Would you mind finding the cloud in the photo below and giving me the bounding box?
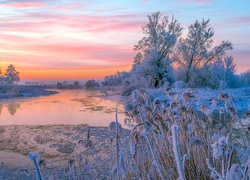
[0,12,145,34]
[0,1,46,8]
[224,16,250,25]
[0,42,133,67]
[0,6,144,80]
[177,0,212,4]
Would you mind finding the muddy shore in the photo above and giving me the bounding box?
[0,125,130,170]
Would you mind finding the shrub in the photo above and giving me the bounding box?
[84,80,100,90]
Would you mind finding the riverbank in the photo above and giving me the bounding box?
[0,85,57,99]
[0,125,130,178]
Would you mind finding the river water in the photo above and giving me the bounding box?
[0,89,126,127]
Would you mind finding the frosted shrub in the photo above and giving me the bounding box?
[207,135,250,179]
[240,70,250,86]
[211,136,228,160]
[124,88,249,179]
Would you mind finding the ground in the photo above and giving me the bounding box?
[0,125,130,179]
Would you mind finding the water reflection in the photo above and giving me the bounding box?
[0,90,126,127]
[0,104,2,115]
[7,103,20,116]
[0,103,21,116]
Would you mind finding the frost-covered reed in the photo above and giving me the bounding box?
[28,152,43,180]
[124,88,250,179]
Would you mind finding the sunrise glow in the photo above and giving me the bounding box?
[0,0,249,81]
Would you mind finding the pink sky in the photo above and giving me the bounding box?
[0,0,249,81]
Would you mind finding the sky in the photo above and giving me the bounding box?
[0,0,249,81]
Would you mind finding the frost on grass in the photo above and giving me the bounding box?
[28,152,43,180]
[124,88,249,179]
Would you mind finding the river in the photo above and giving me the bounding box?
[0,89,126,127]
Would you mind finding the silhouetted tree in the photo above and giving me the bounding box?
[5,64,20,85]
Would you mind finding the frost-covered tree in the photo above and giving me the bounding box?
[191,61,225,88]
[124,14,238,90]
[5,64,20,85]
[181,56,238,88]
[131,12,183,88]
[177,19,233,85]
[223,56,239,88]
[102,71,130,86]
[224,56,236,76]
